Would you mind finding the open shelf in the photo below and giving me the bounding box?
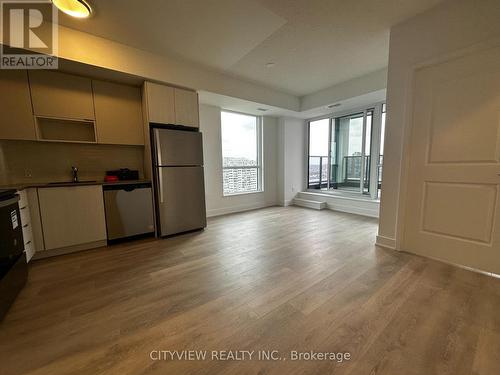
[35,117,96,143]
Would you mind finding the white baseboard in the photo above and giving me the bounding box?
[279,199,293,207]
[375,235,397,250]
[401,250,500,279]
[207,202,277,217]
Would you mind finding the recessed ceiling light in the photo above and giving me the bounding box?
[52,0,92,18]
[327,103,342,109]
[266,62,276,68]
[257,108,269,112]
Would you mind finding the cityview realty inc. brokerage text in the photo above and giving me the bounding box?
[150,350,351,362]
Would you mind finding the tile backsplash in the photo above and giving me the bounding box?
[0,140,144,185]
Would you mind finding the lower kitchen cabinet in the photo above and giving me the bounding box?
[17,189,34,261]
[37,186,107,251]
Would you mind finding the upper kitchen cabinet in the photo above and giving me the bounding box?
[174,88,199,128]
[143,81,175,125]
[93,80,144,145]
[143,82,199,128]
[0,70,36,140]
[29,70,95,120]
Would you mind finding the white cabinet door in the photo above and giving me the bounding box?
[174,88,199,128]
[93,80,144,145]
[17,190,34,262]
[143,82,199,128]
[143,82,175,125]
[0,70,36,140]
[404,46,500,274]
[29,70,95,120]
[38,186,107,250]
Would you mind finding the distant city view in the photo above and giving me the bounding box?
[308,157,328,185]
[223,157,258,195]
[220,111,260,195]
[308,154,365,186]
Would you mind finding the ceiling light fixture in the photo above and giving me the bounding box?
[52,0,92,18]
[257,108,269,112]
[327,103,342,109]
[265,62,275,68]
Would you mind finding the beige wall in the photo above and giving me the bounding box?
[0,141,144,185]
[199,104,279,216]
[378,0,500,249]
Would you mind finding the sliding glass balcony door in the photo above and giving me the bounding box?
[330,110,373,194]
[308,119,329,189]
[307,105,382,198]
[331,113,363,192]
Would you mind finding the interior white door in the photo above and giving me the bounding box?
[403,45,500,274]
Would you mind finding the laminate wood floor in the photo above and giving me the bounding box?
[1,206,499,375]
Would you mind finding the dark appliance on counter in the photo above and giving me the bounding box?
[151,126,207,237]
[105,168,140,181]
[103,182,155,243]
[0,189,27,321]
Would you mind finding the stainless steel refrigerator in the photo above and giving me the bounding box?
[152,127,207,237]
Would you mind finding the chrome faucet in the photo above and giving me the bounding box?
[71,166,79,183]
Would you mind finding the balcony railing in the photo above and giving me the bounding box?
[308,155,384,190]
[308,156,328,188]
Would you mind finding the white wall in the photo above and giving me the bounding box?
[2,20,299,111]
[300,68,388,111]
[378,0,500,249]
[3,16,394,119]
[199,104,279,217]
[277,117,307,206]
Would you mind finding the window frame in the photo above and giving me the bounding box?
[306,118,330,190]
[306,102,385,200]
[220,110,263,197]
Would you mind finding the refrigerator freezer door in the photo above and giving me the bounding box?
[157,166,207,236]
[153,128,203,166]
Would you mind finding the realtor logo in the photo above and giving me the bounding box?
[1,0,58,69]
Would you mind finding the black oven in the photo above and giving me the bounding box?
[0,189,28,321]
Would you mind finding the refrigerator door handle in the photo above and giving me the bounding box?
[158,168,165,203]
[155,129,163,166]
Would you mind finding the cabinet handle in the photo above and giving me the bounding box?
[25,240,31,245]
[23,223,29,228]
[20,206,27,210]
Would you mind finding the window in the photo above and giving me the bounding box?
[378,103,386,197]
[221,111,262,196]
[307,103,385,199]
[308,119,329,188]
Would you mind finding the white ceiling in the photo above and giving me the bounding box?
[56,0,443,96]
[199,89,387,119]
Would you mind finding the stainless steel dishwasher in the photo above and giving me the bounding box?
[103,182,155,242]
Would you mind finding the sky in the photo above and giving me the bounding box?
[221,111,257,162]
[309,116,371,157]
[309,119,329,156]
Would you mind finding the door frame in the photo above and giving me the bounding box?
[396,36,500,254]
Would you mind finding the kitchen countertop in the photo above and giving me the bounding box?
[0,179,152,191]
